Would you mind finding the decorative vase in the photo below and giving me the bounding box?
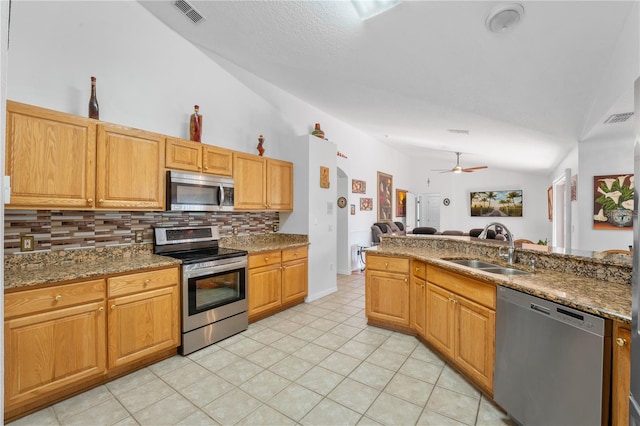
[189,105,202,142]
[606,207,633,227]
[311,123,325,139]
[257,134,265,156]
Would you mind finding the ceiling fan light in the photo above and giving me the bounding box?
[486,3,524,33]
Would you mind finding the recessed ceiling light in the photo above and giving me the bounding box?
[486,3,524,33]
[352,0,401,21]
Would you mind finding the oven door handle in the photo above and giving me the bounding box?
[183,263,247,280]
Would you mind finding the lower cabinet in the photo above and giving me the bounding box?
[248,247,308,321]
[612,321,631,426]
[410,260,427,337]
[4,266,180,422]
[365,254,410,329]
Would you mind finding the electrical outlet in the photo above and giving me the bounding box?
[272,224,279,232]
[232,226,239,236]
[20,235,34,252]
[134,230,144,243]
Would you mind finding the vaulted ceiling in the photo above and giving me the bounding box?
[139,1,639,173]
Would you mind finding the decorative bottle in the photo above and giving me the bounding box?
[257,134,265,156]
[190,105,202,142]
[311,123,325,139]
[88,76,99,119]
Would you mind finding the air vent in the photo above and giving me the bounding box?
[604,112,634,124]
[448,129,470,135]
[174,0,205,24]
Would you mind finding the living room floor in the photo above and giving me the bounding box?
[9,273,514,426]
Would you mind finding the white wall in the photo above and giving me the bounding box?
[1,0,9,414]
[548,144,579,248]
[409,156,549,242]
[578,134,635,251]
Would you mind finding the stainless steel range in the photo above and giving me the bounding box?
[154,225,248,355]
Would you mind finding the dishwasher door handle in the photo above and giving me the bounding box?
[530,303,550,315]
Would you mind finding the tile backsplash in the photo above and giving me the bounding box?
[5,210,279,254]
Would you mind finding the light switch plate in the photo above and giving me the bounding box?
[134,230,144,243]
[20,236,34,252]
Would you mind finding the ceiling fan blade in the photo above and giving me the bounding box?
[438,170,453,173]
[462,166,488,172]
[432,168,451,172]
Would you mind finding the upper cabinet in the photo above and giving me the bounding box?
[165,137,233,176]
[96,124,165,210]
[234,152,293,211]
[5,100,97,209]
[5,101,165,211]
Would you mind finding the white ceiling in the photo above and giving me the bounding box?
[139,0,639,174]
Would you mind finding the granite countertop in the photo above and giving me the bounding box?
[220,233,309,254]
[370,245,631,324]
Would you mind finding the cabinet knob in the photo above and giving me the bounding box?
[415,267,420,272]
[404,278,408,283]
[54,294,63,301]
[98,199,104,204]
[204,166,209,170]
[265,257,269,262]
[616,337,628,347]
[99,306,104,312]
[144,279,151,286]
[111,304,116,310]
[385,262,389,268]
[87,198,93,204]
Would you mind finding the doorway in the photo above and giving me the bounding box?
[553,175,567,248]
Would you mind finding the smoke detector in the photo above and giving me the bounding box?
[486,4,524,33]
[604,112,634,124]
[174,0,205,24]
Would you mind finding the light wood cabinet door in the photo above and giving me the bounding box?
[411,276,427,337]
[96,123,165,210]
[425,283,455,359]
[248,264,282,318]
[203,145,233,176]
[266,159,293,211]
[234,152,266,210]
[5,100,96,209]
[282,258,308,304]
[4,296,106,411]
[365,269,410,327]
[165,137,202,173]
[455,295,495,392]
[612,321,631,426]
[107,284,179,369]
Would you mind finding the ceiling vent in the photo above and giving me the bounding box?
[604,112,634,124]
[174,0,205,24]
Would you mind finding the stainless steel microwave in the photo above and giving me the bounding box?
[166,170,234,212]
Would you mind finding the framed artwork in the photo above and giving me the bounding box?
[571,175,577,201]
[547,186,553,221]
[470,190,523,217]
[593,174,634,230]
[320,166,330,188]
[377,172,393,222]
[352,179,366,194]
[350,204,356,215]
[360,198,373,211]
[396,189,407,217]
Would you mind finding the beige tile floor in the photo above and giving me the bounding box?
[9,273,515,426]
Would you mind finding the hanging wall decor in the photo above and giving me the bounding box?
[360,198,373,211]
[320,166,330,188]
[377,171,393,222]
[396,189,407,217]
[352,179,366,194]
[470,190,523,217]
[593,174,634,229]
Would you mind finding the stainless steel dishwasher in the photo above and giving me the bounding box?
[494,286,611,426]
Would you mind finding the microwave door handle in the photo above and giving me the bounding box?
[219,184,224,206]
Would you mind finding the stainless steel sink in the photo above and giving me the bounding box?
[446,259,529,275]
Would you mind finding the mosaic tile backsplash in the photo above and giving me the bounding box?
[5,210,279,254]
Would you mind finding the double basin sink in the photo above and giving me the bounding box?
[446,259,529,276]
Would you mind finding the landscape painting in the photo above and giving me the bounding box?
[470,190,523,217]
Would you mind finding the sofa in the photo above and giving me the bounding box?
[371,221,406,244]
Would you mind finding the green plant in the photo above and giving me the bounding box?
[537,239,547,246]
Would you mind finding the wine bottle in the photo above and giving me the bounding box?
[88,76,99,119]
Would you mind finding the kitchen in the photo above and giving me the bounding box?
[1,1,639,425]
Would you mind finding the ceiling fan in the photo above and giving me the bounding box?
[433,152,488,174]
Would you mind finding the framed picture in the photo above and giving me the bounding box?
[470,190,523,217]
[320,166,330,188]
[377,172,393,222]
[350,204,356,215]
[593,174,634,230]
[352,179,366,194]
[571,175,577,201]
[396,189,407,217]
[360,198,373,211]
[547,186,553,221]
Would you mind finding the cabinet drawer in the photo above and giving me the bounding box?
[367,254,409,274]
[282,246,308,262]
[249,251,282,269]
[413,260,427,280]
[108,267,179,297]
[5,279,105,319]
[428,265,496,309]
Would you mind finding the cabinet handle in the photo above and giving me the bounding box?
[98,199,104,204]
[54,294,63,301]
[144,279,151,286]
[616,337,628,347]
[98,306,104,312]
[111,304,116,310]
[87,198,93,204]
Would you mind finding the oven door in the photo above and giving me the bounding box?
[182,260,247,333]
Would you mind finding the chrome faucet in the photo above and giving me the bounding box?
[478,222,515,265]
